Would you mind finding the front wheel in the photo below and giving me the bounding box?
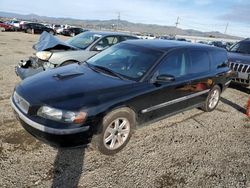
[93,108,135,155]
[202,85,221,112]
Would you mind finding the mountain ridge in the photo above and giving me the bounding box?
[0,11,242,40]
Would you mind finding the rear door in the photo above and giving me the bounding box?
[186,48,213,106]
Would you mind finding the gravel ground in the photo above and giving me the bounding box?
[0,32,249,188]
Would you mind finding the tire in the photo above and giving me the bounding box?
[70,32,75,37]
[93,107,136,155]
[60,60,77,67]
[49,30,55,35]
[26,29,32,34]
[201,85,221,112]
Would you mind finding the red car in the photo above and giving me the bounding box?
[0,21,14,31]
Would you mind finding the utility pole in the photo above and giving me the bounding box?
[117,12,120,31]
[174,16,180,37]
[175,16,180,28]
[224,23,229,34]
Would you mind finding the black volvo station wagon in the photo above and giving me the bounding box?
[11,40,232,155]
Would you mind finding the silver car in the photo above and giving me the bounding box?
[16,31,138,79]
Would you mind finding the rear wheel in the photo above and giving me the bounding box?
[26,29,32,34]
[93,107,135,155]
[49,30,55,35]
[70,32,75,37]
[202,85,221,112]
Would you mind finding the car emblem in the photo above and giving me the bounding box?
[16,97,22,104]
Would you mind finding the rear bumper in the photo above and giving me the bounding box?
[11,98,93,147]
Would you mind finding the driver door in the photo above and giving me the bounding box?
[140,49,194,121]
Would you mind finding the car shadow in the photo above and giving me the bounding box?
[51,146,86,188]
[220,97,246,114]
[229,84,250,95]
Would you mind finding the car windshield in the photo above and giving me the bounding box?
[86,43,163,81]
[229,42,250,54]
[66,32,102,49]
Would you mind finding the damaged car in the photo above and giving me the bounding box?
[16,31,138,79]
[11,40,232,155]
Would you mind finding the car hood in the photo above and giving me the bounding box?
[15,64,135,111]
[49,50,98,65]
[228,52,250,65]
[33,31,78,51]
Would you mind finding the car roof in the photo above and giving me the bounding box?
[123,39,225,52]
[86,31,138,37]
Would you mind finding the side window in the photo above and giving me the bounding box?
[156,51,189,78]
[189,50,210,74]
[93,36,119,51]
[211,51,228,69]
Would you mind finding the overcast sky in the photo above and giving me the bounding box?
[1,0,250,37]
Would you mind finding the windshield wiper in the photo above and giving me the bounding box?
[92,65,125,80]
[81,61,125,80]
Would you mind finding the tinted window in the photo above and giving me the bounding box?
[156,51,190,78]
[229,41,250,54]
[120,36,138,41]
[211,50,228,69]
[189,50,210,73]
[87,43,163,81]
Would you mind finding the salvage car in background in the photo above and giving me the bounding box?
[228,38,250,87]
[62,27,88,36]
[0,21,16,31]
[23,23,55,35]
[15,31,138,79]
[11,40,232,155]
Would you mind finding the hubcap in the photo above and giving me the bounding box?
[103,118,130,150]
[208,89,219,109]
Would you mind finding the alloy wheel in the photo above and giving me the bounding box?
[103,117,130,150]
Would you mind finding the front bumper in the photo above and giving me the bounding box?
[15,57,44,80]
[229,62,250,86]
[11,98,93,147]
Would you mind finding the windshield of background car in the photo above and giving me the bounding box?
[229,42,250,54]
[66,32,102,49]
[86,43,163,81]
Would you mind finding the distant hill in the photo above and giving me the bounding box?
[0,11,242,40]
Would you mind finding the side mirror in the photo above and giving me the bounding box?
[155,74,175,83]
[94,45,105,51]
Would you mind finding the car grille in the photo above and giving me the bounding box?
[229,62,250,73]
[13,92,30,114]
[229,62,250,85]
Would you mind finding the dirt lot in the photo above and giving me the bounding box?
[0,32,249,188]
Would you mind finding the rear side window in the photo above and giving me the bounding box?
[189,49,210,73]
[211,50,228,69]
[120,36,138,41]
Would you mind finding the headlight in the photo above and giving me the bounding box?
[36,51,52,61]
[37,106,87,124]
